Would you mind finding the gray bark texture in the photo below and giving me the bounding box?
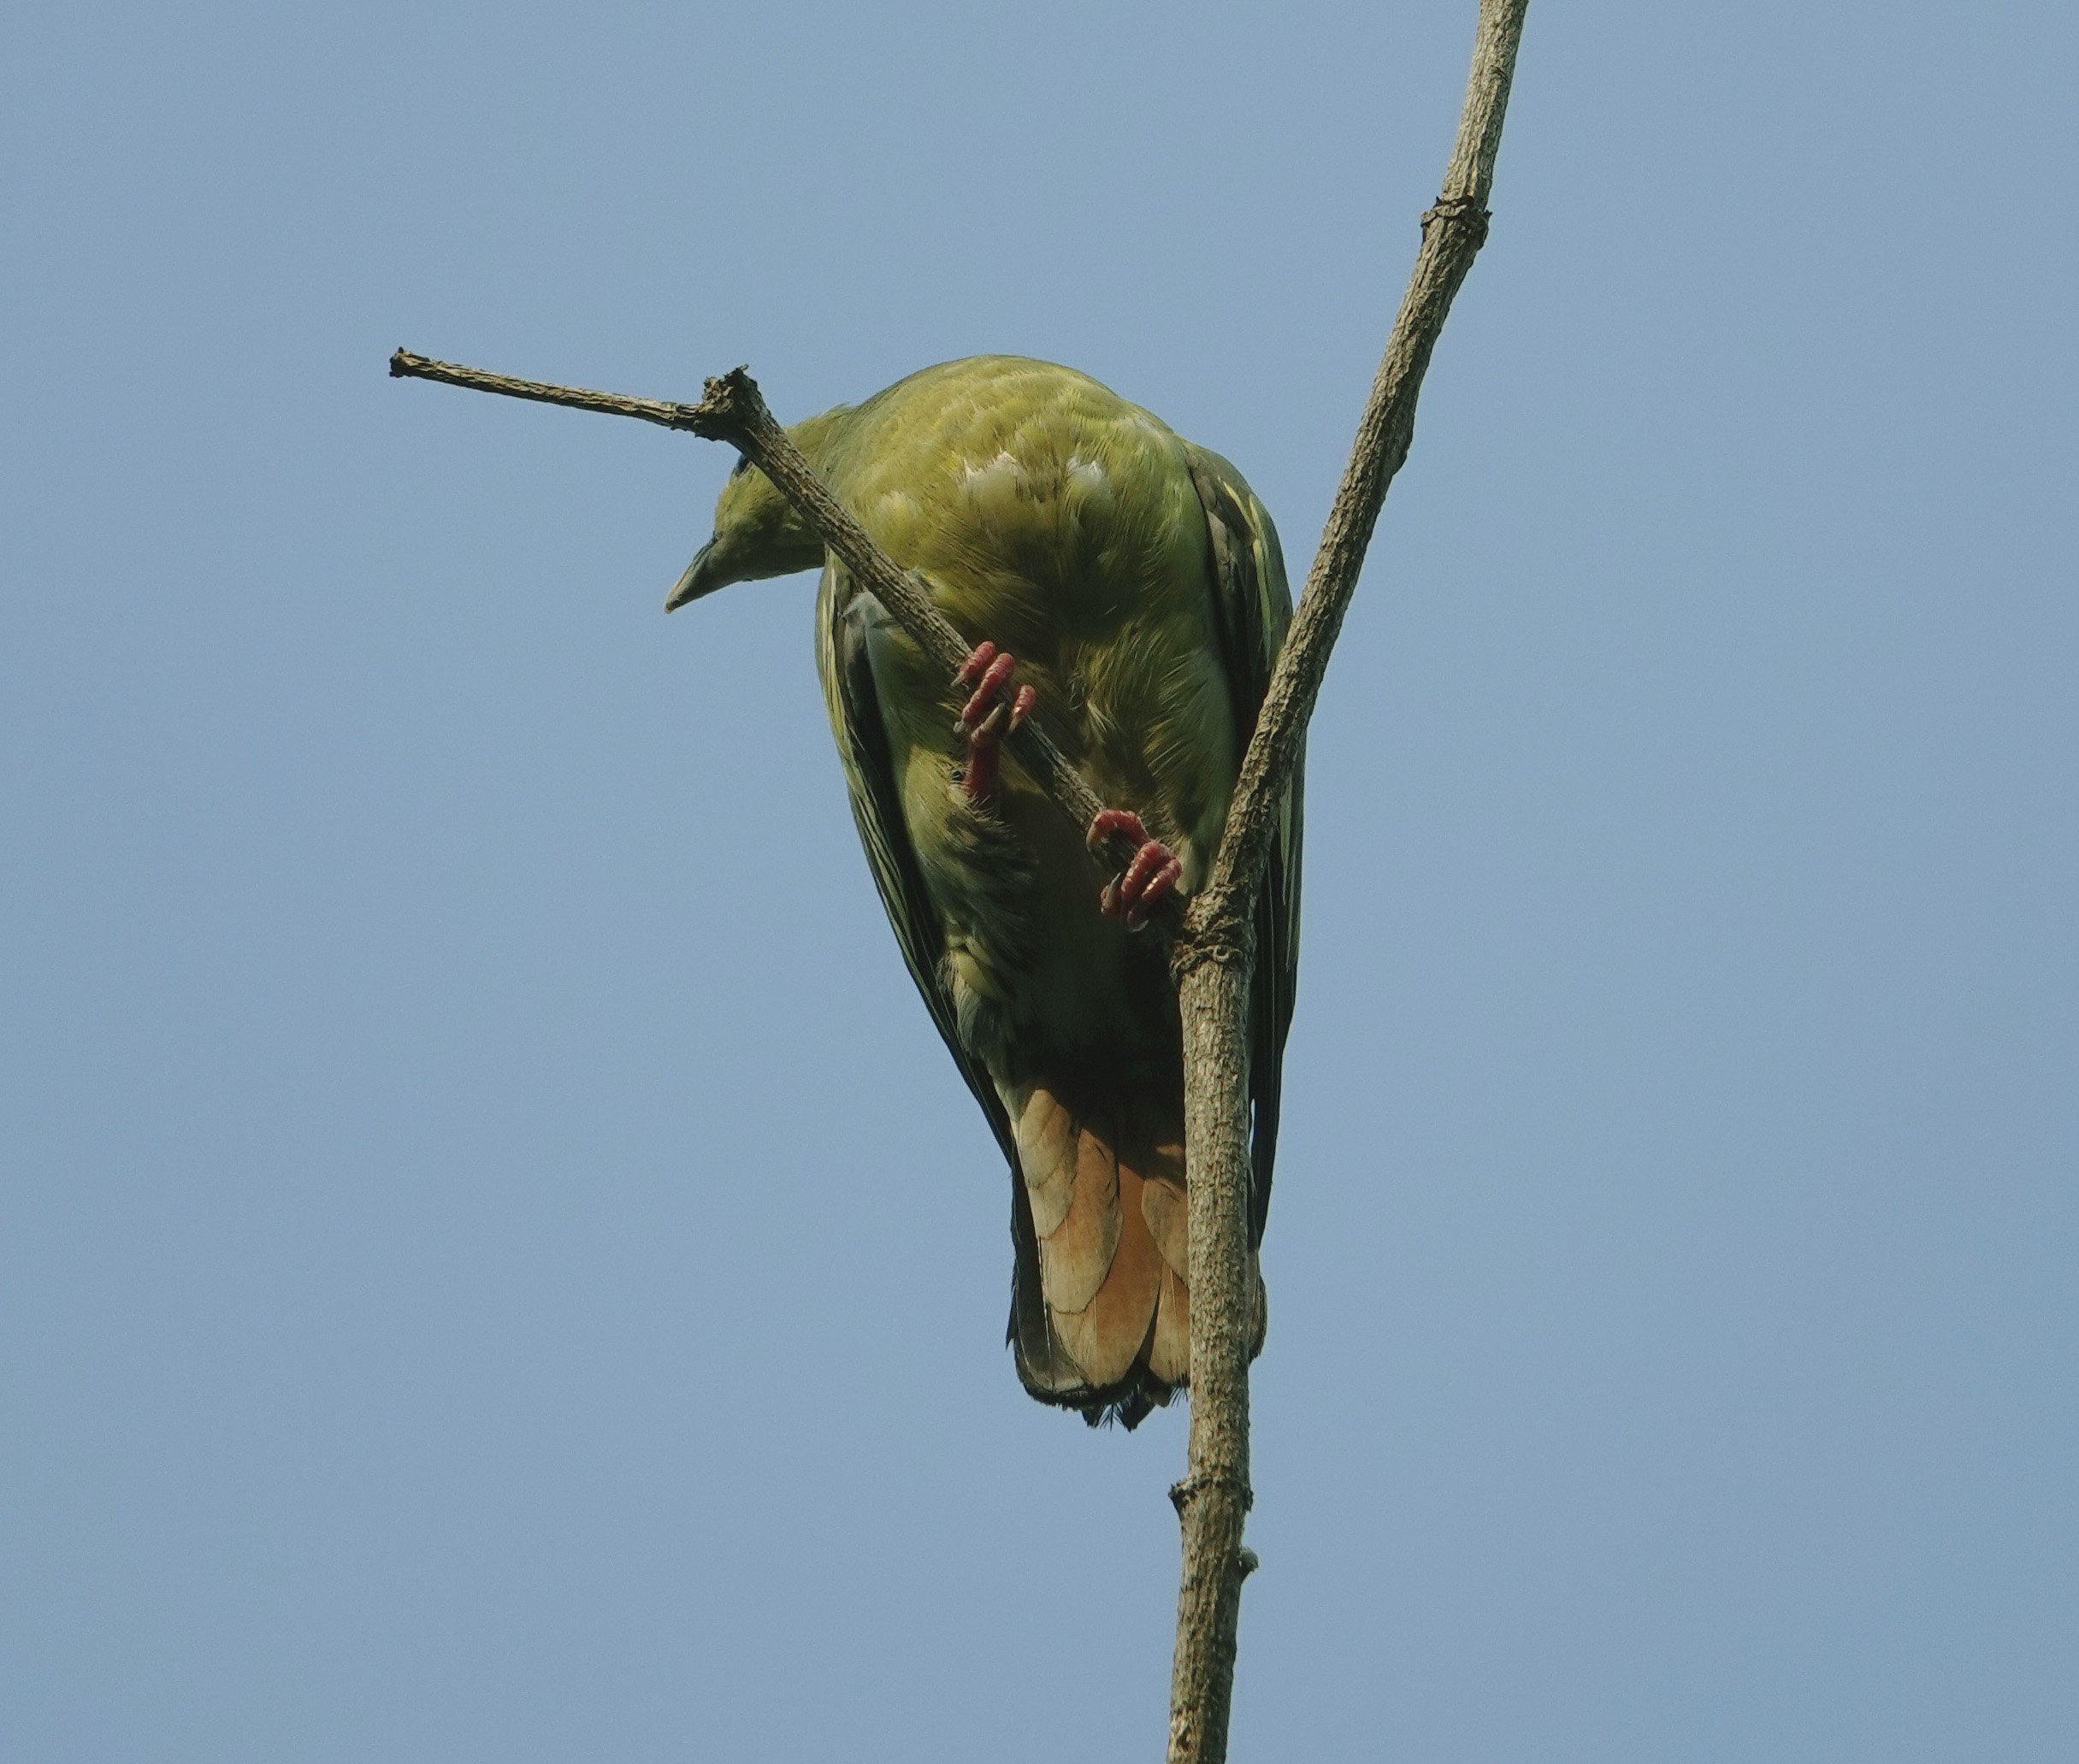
[1164,948,1257,1764]
[388,7,1527,1753]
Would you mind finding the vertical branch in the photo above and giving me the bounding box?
[1162,4,1530,1761]
[1166,943,1258,1764]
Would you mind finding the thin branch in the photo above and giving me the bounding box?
[1162,6,1529,1762]
[388,351,715,430]
[1196,0,1529,946]
[389,349,1168,914]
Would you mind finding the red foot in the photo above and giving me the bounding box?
[1087,808,1183,928]
[952,641,1036,805]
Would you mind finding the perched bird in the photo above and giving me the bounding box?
[670,357,1301,1425]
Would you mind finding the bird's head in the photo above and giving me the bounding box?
[664,406,850,611]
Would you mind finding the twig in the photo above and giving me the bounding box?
[389,350,1166,911]
[1162,5,1528,1761]
[387,352,717,431]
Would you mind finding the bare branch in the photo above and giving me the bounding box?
[389,349,716,432]
[389,351,1167,912]
[1162,6,1530,1761]
[1197,0,1529,946]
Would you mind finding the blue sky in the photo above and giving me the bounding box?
[4,3,2075,1759]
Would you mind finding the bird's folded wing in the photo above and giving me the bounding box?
[1186,445,1305,1244]
[814,560,1019,1171]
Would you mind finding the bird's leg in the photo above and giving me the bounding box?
[952,641,1037,807]
[1087,808,1184,929]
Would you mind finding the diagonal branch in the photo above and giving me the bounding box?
[390,349,1168,917]
[1196,0,1528,949]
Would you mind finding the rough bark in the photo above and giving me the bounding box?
[1165,946,1257,1764]
[388,9,1527,1755]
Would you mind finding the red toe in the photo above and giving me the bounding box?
[1087,806,1149,852]
[1090,811,1180,924]
[954,643,1033,805]
[959,651,1020,735]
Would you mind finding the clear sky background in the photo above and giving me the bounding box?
[4,3,2074,1760]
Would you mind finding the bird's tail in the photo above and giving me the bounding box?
[1003,1080,1265,1428]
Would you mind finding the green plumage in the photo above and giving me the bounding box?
[676,357,1302,1425]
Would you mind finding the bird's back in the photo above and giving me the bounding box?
[819,357,1241,876]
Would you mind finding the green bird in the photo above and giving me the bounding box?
[670,357,1301,1426]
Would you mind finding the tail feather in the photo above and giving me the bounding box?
[1034,1113,1124,1316]
[1048,1161,1165,1389]
[1138,1155,1190,1280]
[1146,1262,1192,1387]
[1016,1089,1079,1238]
[1003,1081,1249,1426]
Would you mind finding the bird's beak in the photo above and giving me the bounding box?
[664,541,720,613]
